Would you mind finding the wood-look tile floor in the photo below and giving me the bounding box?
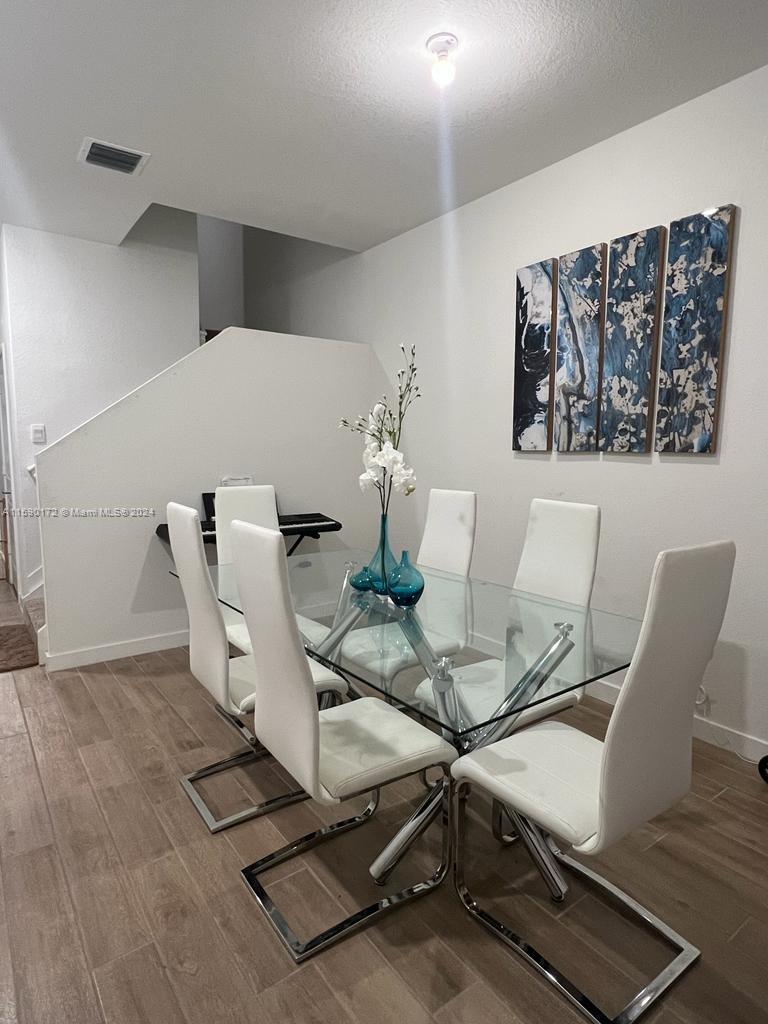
[2,649,767,1024]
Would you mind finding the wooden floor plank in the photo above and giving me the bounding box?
[3,844,103,1024]
[0,674,25,739]
[97,779,174,868]
[93,943,187,1024]
[47,787,150,968]
[136,653,236,754]
[314,930,435,1024]
[79,663,138,717]
[49,668,112,747]
[130,850,257,1024]
[24,699,92,800]
[0,863,17,1024]
[111,721,182,805]
[0,733,54,856]
[367,904,478,1014]
[4,647,768,1024]
[250,963,355,1024]
[12,666,52,707]
[692,751,768,801]
[434,981,522,1024]
[80,739,136,791]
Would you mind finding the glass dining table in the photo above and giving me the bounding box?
[179,548,642,881]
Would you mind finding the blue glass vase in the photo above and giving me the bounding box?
[368,514,397,595]
[350,564,374,591]
[388,550,425,607]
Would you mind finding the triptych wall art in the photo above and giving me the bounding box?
[512,205,735,455]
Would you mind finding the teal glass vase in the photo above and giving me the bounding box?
[350,564,374,591]
[388,550,425,607]
[368,514,397,595]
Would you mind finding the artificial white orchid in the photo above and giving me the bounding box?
[339,345,420,514]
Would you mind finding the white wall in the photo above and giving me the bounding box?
[243,226,353,334]
[0,204,199,594]
[35,328,408,669]
[251,65,768,758]
[197,215,245,330]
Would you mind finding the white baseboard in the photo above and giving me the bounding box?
[587,678,768,762]
[44,629,190,672]
[36,624,47,665]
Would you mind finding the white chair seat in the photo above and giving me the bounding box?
[318,697,457,800]
[452,720,602,849]
[228,654,347,715]
[414,658,580,729]
[230,614,331,655]
[297,617,459,681]
[341,622,459,681]
[226,622,253,654]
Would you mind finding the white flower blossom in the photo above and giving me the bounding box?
[362,442,384,485]
[359,469,381,493]
[340,345,420,510]
[392,462,416,495]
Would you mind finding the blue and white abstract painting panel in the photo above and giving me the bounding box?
[554,244,605,452]
[655,206,734,453]
[599,226,664,452]
[513,260,555,451]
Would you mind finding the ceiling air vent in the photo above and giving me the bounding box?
[77,137,150,175]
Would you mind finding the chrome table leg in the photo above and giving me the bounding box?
[491,799,519,846]
[369,781,445,884]
[507,810,568,902]
[368,624,576,882]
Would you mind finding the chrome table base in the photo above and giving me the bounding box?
[454,783,699,1024]
[257,581,696,1021]
[241,775,453,963]
[368,623,576,883]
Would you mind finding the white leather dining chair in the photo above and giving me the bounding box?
[417,488,477,576]
[414,499,600,751]
[231,519,458,962]
[213,484,280,654]
[167,502,347,832]
[214,484,279,564]
[307,488,477,684]
[451,540,736,1024]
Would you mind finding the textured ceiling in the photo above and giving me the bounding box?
[2,0,768,250]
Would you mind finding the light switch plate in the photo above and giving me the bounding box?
[30,424,46,444]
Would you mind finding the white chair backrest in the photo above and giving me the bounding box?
[215,485,279,564]
[593,541,735,853]
[232,521,322,800]
[417,489,477,577]
[514,498,600,606]
[167,502,229,708]
[417,569,472,647]
[507,593,593,685]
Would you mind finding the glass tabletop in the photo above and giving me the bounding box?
[177,549,641,740]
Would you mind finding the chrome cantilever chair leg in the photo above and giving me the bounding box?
[454,783,700,1024]
[181,701,315,834]
[241,771,454,963]
[491,799,520,846]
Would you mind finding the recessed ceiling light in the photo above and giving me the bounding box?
[426,32,459,88]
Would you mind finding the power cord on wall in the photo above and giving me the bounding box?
[695,684,760,766]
